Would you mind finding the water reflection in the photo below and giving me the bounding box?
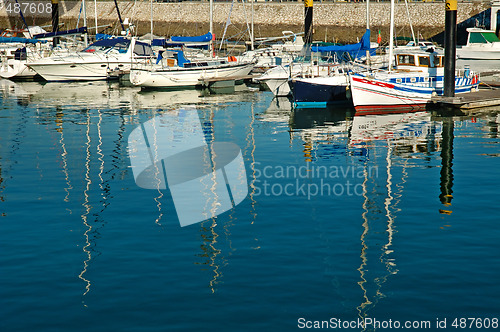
[1,78,497,324]
[277,105,459,327]
[290,107,354,162]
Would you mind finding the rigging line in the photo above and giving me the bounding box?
[219,0,236,52]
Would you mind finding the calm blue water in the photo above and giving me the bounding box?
[1,80,499,331]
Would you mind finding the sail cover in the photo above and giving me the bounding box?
[0,37,48,44]
[170,32,212,43]
[311,29,373,59]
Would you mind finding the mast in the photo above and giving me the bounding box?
[151,0,154,38]
[388,0,395,71]
[83,0,88,46]
[251,0,254,51]
[366,0,370,66]
[366,0,370,30]
[210,0,214,57]
[51,0,59,46]
[94,0,98,35]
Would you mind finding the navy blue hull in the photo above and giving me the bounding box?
[291,79,348,107]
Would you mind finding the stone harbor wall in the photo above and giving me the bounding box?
[0,1,490,44]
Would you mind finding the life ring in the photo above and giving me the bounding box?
[228,56,237,62]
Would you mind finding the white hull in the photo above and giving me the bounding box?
[129,62,254,88]
[456,47,500,60]
[455,28,500,73]
[349,71,479,112]
[258,63,331,97]
[0,59,38,79]
[264,78,290,97]
[28,60,131,81]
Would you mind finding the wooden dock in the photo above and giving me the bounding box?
[430,88,500,110]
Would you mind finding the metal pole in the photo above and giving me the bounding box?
[94,0,98,35]
[251,0,254,51]
[210,0,214,57]
[51,0,59,47]
[304,0,313,45]
[444,0,457,97]
[388,0,395,71]
[83,0,88,46]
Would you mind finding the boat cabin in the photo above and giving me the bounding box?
[395,50,444,69]
[466,27,500,45]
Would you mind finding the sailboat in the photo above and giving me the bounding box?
[128,0,254,89]
[129,47,255,89]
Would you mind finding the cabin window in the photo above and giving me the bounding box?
[418,56,430,67]
[397,54,415,66]
[433,56,440,67]
[134,43,153,57]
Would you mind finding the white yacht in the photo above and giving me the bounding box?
[456,27,500,73]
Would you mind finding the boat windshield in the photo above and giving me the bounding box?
[133,41,153,57]
[82,38,131,53]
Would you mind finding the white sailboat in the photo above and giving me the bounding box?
[129,0,254,89]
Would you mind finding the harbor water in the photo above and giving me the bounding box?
[1,80,499,331]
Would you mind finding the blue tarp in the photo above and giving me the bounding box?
[175,50,190,67]
[33,27,88,39]
[0,36,48,44]
[312,29,374,59]
[152,38,166,47]
[170,32,212,43]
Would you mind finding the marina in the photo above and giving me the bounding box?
[1,0,500,331]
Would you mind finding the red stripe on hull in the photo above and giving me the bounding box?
[354,103,427,115]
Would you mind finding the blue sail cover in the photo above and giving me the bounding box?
[312,29,375,59]
[170,32,212,42]
[0,37,48,44]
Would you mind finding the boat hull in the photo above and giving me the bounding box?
[290,76,349,108]
[0,59,38,79]
[28,61,130,81]
[129,62,254,89]
[349,72,479,112]
[262,78,290,97]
